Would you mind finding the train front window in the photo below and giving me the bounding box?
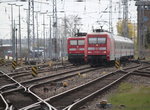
[89,38,97,44]
[70,40,77,45]
[98,38,106,44]
[78,40,85,45]
[89,37,106,44]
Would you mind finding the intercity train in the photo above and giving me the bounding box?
[85,32,134,66]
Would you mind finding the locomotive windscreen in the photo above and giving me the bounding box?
[78,40,85,45]
[70,40,77,45]
[70,40,85,45]
[88,37,106,44]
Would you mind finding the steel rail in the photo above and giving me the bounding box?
[46,70,122,109]
[0,71,53,110]
[19,101,56,110]
[11,64,74,79]
[20,68,104,109]
[0,94,9,110]
[5,64,72,77]
[12,61,70,72]
[29,67,102,88]
[0,83,19,93]
[16,66,91,86]
[21,67,104,109]
[67,67,142,110]
[44,64,141,110]
[0,71,26,91]
[1,66,92,109]
[24,86,57,110]
[134,70,150,74]
[132,70,150,77]
[0,66,90,92]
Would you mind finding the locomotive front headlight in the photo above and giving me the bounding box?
[103,51,106,53]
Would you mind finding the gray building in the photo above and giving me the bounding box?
[136,1,150,58]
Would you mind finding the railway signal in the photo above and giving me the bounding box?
[31,66,38,77]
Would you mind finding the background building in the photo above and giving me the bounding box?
[136,1,150,58]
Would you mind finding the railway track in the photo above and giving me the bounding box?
[0,64,91,110]
[13,61,70,72]
[0,89,56,110]
[3,62,137,108]
[0,65,91,92]
[41,63,141,110]
[5,63,73,77]
[11,64,74,82]
[2,89,38,109]
[132,70,150,77]
[0,94,8,110]
[0,71,57,110]
[0,61,148,110]
[71,61,150,110]
[29,66,104,99]
[0,72,18,90]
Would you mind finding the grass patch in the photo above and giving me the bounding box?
[109,83,150,110]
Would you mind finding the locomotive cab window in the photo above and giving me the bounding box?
[88,37,106,44]
[89,38,97,44]
[70,40,77,45]
[98,38,106,44]
[78,40,85,45]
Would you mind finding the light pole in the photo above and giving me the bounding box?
[61,13,67,65]
[47,15,52,59]
[32,0,35,60]
[109,0,113,33]
[8,3,16,60]
[16,4,23,59]
[41,12,47,62]
[15,27,18,62]
[34,11,40,61]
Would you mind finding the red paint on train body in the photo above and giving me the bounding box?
[67,37,86,64]
[85,32,134,66]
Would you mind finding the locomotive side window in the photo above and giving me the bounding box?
[88,37,106,44]
[70,40,77,45]
[78,40,85,45]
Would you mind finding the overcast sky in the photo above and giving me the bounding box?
[0,0,137,39]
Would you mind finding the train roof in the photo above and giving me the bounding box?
[86,32,133,44]
[67,37,85,40]
[87,32,110,35]
[113,35,133,44]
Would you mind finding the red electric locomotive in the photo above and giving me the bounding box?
[85,32,134,66]
[67,37,86,65]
